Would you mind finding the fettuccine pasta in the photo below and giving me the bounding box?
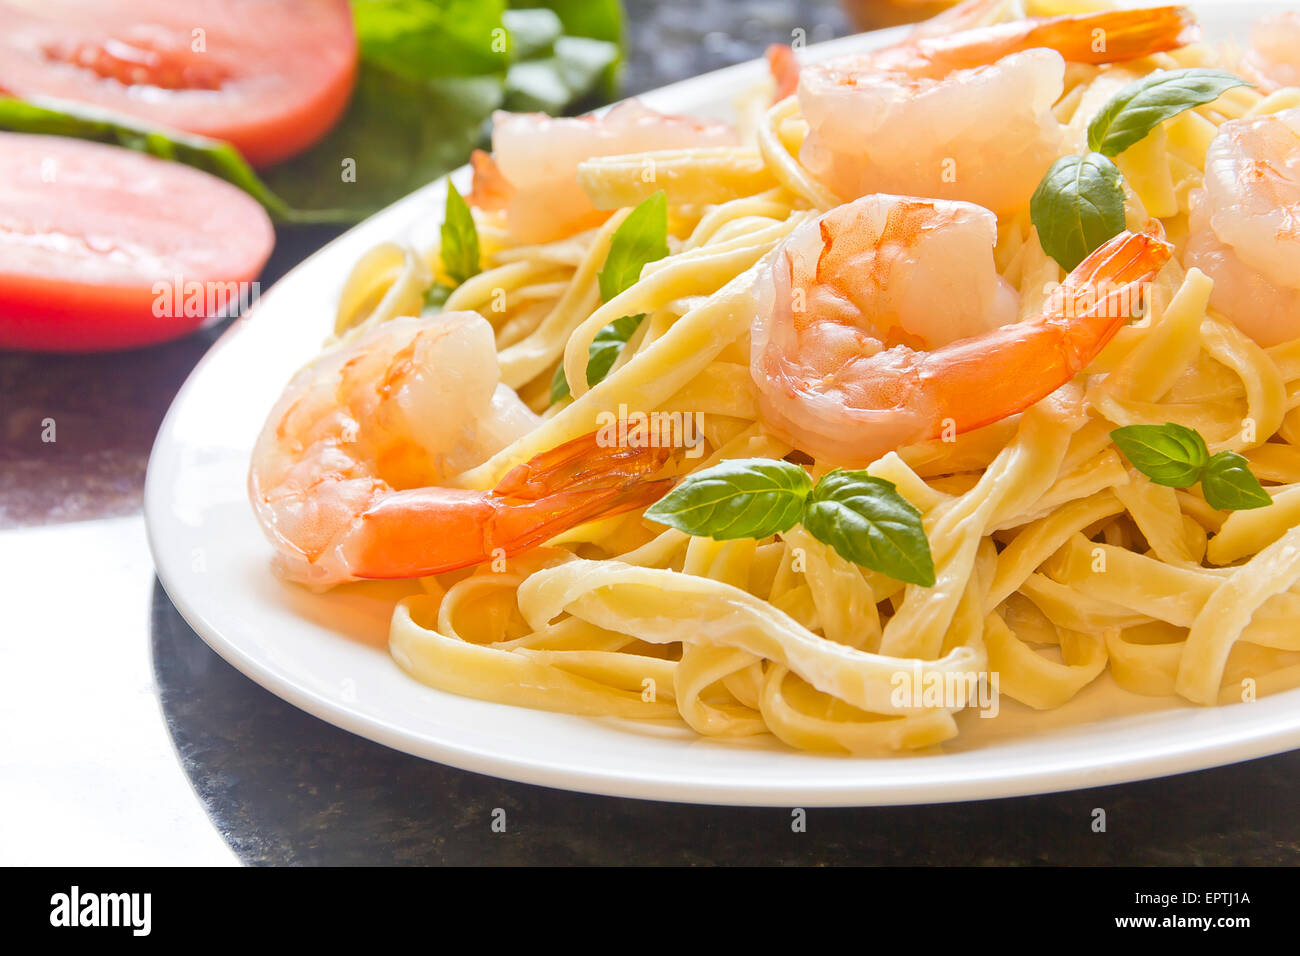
[250,0,1300,755]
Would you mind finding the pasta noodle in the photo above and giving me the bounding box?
[260,0,1300,755]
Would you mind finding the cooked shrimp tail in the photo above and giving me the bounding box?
[346,432,674,581]
[766,43,800,102]
[749,195,1173,466]
[250,312,678,589]
[913,5,1198,73]
[1021,5,1198,64]
[468,148,512,212]
[923,224,1174,436]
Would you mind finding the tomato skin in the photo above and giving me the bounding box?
[0,274,255,352]
[0,133,275,352]
[0,0,359,167]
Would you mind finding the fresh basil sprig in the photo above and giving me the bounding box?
[500,9,621,113]
[645,459,812,540]
[1109,422,1208,487]
[549,313,645,402]
[597,191,669,302]
[1029,152,1126,272]
[552,191,669,401]
[441,181,481,285]
[1030,68,1250,273]
[585,314,646,385]
[1087,69,1250,157]
[646,461,936,586]
[1200,451,1273,511]
[802,470,936,587]
[1111,423,1272,511]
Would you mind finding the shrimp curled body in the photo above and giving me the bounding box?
[249,312,671,590]
[1185,107,1300,347]
[797,5,1197,216]
[1241,12,1300,93]
[749,195,1173,467]
[470,99,736,244]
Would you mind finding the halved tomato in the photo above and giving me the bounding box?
[0,133,275,351]
[0,0,357,167]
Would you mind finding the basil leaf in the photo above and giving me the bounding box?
[511,0,625,96]
[351,0,511,83]
[802,471,936,587]
[1110,423,1209,487]
[441,181,481,285]
[552,192,668,401]
[262,70,502,221]
[549,313,645,401]
[0,97,326,223]
[267,2,616,220]
[644,459,813,540]
[502,8,562,61]
[1201,451,1273,511]
[553,36,622,102]
[424,282,454,310]
[1030,152,1126,272]
[504,60,573,114]
[505,36,620,112]
[1088,69,1250,157]
[549,362,573,404]
[586,314,645,385]
[598,191,669,303]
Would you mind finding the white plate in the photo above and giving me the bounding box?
[146,0,1300,806]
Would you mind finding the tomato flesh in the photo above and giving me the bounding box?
[0,133,275,351]
[0,0,358,167]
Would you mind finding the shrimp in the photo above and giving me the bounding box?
[1240,12,1300,93]
[1184,107,1300,348]
[766,43,800,103]
[468,99,736,245]
[797,5,1197,216]
[249,311,672,590]
[749,195,1172,466]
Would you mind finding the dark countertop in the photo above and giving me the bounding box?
[4,0,1299,865]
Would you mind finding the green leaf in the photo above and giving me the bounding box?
[351,0,511,82]
[261,70,502,220]
[549,312,644,401]
[424,282,454,310]
[553,36,621,102]
[0,97,330,223]
[548,190,660,394]
[1110,423,1209,487]
[549,362,573,404]
[502,8,562,61]
[586,313,645,385]
[505,36,620,112]
[1030,152,1127,272]
[441,181,481,285]
[267,4,622,221]
[510,0,625,96]
[1201,451,1273,511]
[644,459,813,540]
[598,191,669,303]
[802,471,936,587]
[1088,69,1250,157]
[504,60,573,113]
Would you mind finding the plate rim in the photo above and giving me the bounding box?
[145,0,1300,807]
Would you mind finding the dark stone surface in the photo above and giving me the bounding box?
[4,0,1298,865]
[0,225,345,528]
[152,578,1300,865]
[621,0,849,95]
